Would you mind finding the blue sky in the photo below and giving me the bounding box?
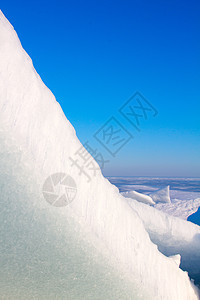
[1,0,200,176]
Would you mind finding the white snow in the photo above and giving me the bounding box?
[122,190,155,205]
[0,10,200,300]
[149,185,171,203]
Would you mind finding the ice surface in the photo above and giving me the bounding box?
[0,10,200,299]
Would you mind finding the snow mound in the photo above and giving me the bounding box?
[122,190,155,205]
[0,10,199,299]
[149,185,171,203]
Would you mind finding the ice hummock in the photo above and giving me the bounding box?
[0,10,200,299]
[149,185,171,203]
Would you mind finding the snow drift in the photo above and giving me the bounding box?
[0,11,199,299]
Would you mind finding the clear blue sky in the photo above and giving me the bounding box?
[1,0,200,177]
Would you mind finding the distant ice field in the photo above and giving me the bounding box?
[107,177,200,222]
[107,177,200,194]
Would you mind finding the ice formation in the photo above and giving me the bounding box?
[122,190,155,205]
[0,11,200,299]
[127,198,200,286]
[149,185,171,203]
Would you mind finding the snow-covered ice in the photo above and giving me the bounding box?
[0,10,200,300]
